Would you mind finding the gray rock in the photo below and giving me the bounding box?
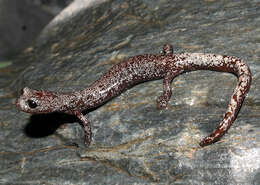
[1,0,260,184]
[0,0,71,59]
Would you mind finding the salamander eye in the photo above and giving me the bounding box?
[27,99,38,108]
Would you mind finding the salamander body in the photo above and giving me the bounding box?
[16,44,251,147]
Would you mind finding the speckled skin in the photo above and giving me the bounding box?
[16,44,251,147]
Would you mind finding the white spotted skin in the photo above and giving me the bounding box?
[16,44,251,147]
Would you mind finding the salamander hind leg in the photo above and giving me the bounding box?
[75,111,92,146]
[156,73,177,109]
[160,44,173,55]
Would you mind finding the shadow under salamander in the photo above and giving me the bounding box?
[23,112,79,138]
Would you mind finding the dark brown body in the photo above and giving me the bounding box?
[16,44,251,147]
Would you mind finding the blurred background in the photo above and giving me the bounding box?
[0,0,72,60]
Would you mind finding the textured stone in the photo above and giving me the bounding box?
[1,0,260,184]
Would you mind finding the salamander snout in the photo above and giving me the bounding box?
[20,88,25,95]
[16,87,40,112]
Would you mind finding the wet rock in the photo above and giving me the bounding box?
[1,0,259,184]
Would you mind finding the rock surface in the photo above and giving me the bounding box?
[0,0,71,59]
[1,0,260,184]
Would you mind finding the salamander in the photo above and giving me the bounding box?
[16,44,252,147]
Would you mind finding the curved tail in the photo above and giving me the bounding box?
[199,57,252,146]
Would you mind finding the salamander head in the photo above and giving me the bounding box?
[16,87,62,114]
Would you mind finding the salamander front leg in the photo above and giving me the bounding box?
[75,111,92,146]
